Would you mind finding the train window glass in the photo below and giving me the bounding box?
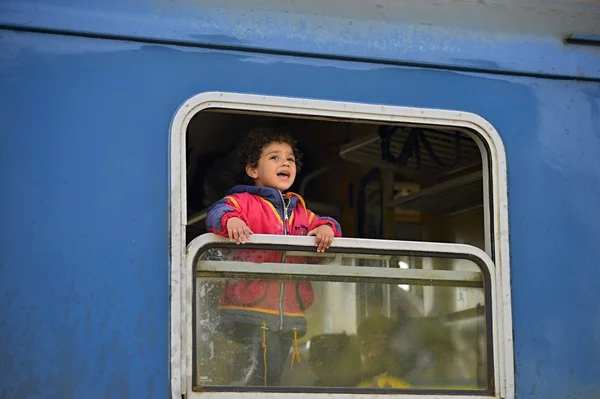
[187,234,496,397]
[171,92,513,399]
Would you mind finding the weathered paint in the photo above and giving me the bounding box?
[0,0,599,80]
[1,1,600,398]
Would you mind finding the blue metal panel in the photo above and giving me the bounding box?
[1,28,600,398]
[0,0,599,80]
[0,32,175,399]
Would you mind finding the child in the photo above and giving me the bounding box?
[205,127,342,387]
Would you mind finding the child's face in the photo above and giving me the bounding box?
[246,141,297,191]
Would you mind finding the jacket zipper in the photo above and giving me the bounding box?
[278,191,289,330]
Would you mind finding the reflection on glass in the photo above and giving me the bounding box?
[194,247,488,392]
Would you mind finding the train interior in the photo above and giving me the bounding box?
[186,109,490,390]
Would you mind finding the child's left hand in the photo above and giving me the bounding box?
[307,225,335,253]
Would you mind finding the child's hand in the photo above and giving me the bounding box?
[307,225,334,253]
[226,217,253,244]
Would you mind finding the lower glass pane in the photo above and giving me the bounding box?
[194,251,489,392]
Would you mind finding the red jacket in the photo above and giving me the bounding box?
[206,185,342,334]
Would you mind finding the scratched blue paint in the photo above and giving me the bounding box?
[0,0,599,80]
[1,7,600,399]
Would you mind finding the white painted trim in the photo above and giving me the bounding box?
[468,130,493,258]
[197,260,483,285]
[188,233,496,259]
[187,394,494,399]
[193,235,485,287]
[170,92,513,399]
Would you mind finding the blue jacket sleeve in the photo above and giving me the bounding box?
[205,195,247,236]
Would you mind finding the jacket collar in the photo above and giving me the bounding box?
[226,185,303,214]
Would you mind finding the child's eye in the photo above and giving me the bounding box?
[270,155,279,160]
[287,158,295,163]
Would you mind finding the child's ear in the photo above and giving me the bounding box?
[245,164,258,179]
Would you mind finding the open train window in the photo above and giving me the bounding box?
[170,93,513,399]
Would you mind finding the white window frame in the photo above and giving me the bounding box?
[170,92,514,399]
[187,234,498,398]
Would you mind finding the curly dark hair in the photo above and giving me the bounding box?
[240,127,303,172]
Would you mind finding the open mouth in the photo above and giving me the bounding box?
[277,171,291,180]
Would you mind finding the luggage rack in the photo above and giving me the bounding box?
[340,126,483,216]
[390,171,483,216]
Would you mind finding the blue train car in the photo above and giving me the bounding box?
[1,1,599,398]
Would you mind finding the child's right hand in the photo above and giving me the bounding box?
[226,217,253,244]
